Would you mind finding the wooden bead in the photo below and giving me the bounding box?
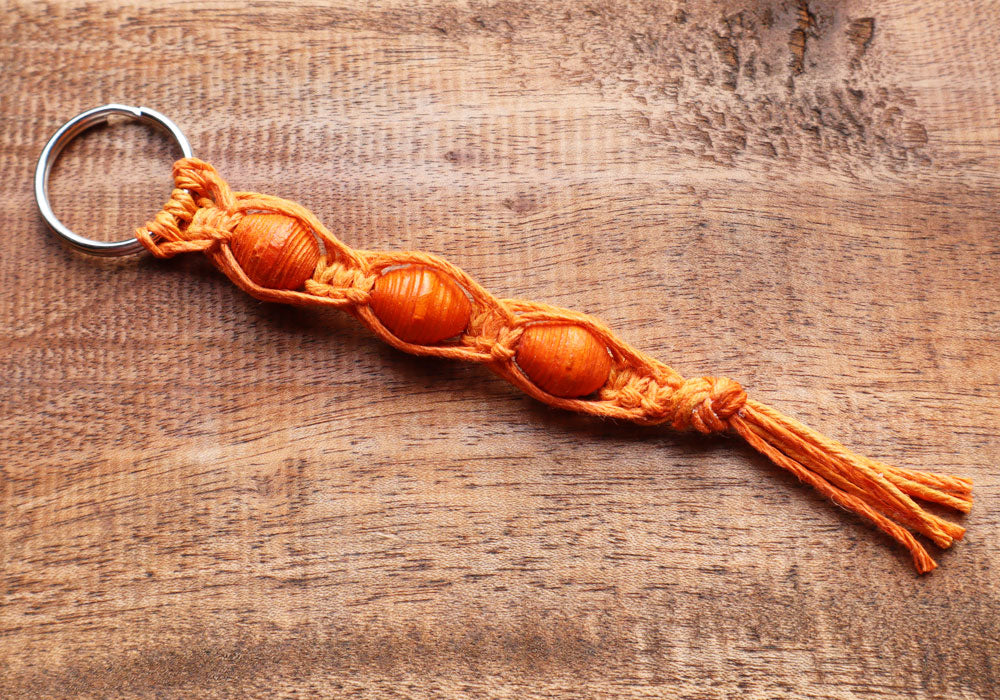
[230,213,320,290]
[370,266,472,345]
[515,324,612,398]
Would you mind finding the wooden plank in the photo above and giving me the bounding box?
[1,1,998,697]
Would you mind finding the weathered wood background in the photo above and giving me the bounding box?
[2,1,998,697]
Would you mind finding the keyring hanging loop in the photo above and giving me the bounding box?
[34,104,193,257]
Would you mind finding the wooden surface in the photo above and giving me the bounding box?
[2,1,999,697]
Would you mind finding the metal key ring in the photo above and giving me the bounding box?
[34,104,193,257]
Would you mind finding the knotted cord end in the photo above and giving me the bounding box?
[134,158,239,258]
[608,373,746,434]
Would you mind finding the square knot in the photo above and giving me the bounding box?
[463,325,522,362]
[304,262,375,305]
[611,373,745,433]
[463,309,523,362]
[615,383,647,410]
[314,260,375,292]
[667,376,747,434]
[184,207,241,244]
[172,158,236,210]
[135,190,232,259]
[490,326,524,362]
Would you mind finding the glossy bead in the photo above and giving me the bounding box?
[230,213,320,290]
[370,266,472,344]
[515,324,612,398]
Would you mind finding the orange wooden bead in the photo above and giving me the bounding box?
[515,323,612,398]
[370,266,472,345]
[230,213,320,290]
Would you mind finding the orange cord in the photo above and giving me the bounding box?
[136,158,972,573]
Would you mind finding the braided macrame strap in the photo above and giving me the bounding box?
[137,158,973,573]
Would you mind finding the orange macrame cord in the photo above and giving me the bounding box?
[136,158,973,574]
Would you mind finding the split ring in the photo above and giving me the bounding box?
[34,104,192,257]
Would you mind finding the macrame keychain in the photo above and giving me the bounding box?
[36,105,973,573]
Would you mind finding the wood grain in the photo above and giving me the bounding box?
[2,1,999,697]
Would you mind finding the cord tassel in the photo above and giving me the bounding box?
[730,401,970,573]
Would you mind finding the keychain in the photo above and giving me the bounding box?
[35,105,973,573]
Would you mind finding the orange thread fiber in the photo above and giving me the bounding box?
[136,158,973,573]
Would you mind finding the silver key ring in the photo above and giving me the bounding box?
[34,104,193,257]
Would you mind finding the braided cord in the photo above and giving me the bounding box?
[135,158,972,573]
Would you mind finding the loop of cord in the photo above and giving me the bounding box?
[135,158,972,573]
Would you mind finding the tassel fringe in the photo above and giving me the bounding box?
[730,400,972,573]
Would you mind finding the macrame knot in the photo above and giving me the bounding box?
[184,206,241,245]
[462,307,520,361]
[134,188,198,257]
[489,325,523,363]
[604,371,744,433]
[461,325,521,362]
[668,376,746,434]
[305,259,375,304]
[135,159,243,258]
[171,158,236,211]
